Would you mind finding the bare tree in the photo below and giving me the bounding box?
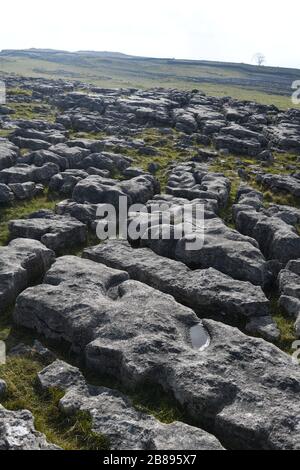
[253,53,266,66]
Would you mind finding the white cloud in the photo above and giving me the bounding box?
[0,0,299,67]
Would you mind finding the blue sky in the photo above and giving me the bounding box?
[1,0,299,68]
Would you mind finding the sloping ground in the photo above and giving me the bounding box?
[0,77,300,450]
[1,49,300,108]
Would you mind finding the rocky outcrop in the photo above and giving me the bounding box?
[166,162,230,210]
[0,238,55,315]
[37,360,224,450]
[256,173,300,198]
[49,169,89,196]
[0,407,60,450]
[0,380,7,397]
[0,163,59,185]
[233,187,300,264]
[9,210,87,254]
[0,140,19,171]
[0,181,43,204]
[13,256,300,450]
[127,195,271,286]
[73,174,159,206]
[263,122,300,152]
[84,240,278,340]
[278,259,300,337]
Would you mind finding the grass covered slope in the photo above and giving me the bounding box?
[1,49,299,108]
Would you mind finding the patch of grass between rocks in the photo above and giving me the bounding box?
[0,356,110,450]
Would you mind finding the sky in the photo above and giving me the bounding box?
[0,0,299,68]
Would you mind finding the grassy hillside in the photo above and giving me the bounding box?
[0,49,299,108]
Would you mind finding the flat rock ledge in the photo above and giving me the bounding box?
[83,240,278,340]
[13,256,300,450]
[9,210,87,254]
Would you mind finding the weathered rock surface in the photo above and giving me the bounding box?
[127,196,271,286]
[55,199,106,227]
[263,121,300,152]
[13,256,300,450]
[81,152,132,173]
[0,380,7,397]
[233,187,300,264]
[166,162,230,210]
[256,173,300,198]
[278,259,300,337]
[83,240,276,337]
[0,163,59,184]
[214,134,262,156]
[0,238,55,315]
[37,360,224,450]
[0,140,19,171]
[9,210,87,254]
[2,78,300,451]
[73,174,159,206]
[48,144,91,168]
[0,181,43,204]
[49,169,88,196]
[0,407,59,450]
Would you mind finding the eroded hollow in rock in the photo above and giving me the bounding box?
[190,324,211,351]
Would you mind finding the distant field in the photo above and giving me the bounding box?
[1,50,300,109]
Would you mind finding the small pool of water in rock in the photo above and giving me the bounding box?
[190,324,210,351]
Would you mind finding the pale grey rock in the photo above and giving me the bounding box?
[14,256,300,450]
[0,238,55,315]
[82,152,131,173]
[11,137,51,151]
[0,380,7,397]
[263,122,300,152]
[48,144,90,169]
[256,173,300,198]
[0,163,59,184]
[49,169,88,196]
[55,199,106,226]
[73,174,159,206]
[0,140,19,170]
[214,134,261,156]
[278,260,300,337]
[9,182,44,201]
[37,360,224,450]
[127,197,271,286]
[0,407,60,450]
[166,162,230,210]
[9,210,87,254]
[83,240,274,332]
[233,188,300,264]
[245,316,280,342]
[0,183,14,204]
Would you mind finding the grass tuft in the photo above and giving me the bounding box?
[0,356,110,450]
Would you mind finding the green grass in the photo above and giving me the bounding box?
[121,128,195,189]
[0,192,59,246]
[195,83,294,109]
[209,152,300,209]
[1,53,299,109]
[0,129,12,138]
[131,384,185,424]
[269,295,297,354]
[68,131,107,140]
[0,356,110,450]
[7,102,56,122]
[7,87,32,97]
[85,371,186,426]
